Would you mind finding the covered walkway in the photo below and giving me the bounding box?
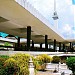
[0,0,75,52]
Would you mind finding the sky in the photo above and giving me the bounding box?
[11,0,75,39]
[25,0,75,39]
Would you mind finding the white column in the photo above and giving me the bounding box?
[54,19,58,29]
[29,57,35,75]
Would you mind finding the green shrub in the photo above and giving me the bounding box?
[61,59,66,64]
[0,57,18,75]
[3,58,19,75]
[0,54,30,75]
[4,42,11,46]
[36,54,51,64]
[66,57,75,74]
[0,55,9,59]
[52,56,60,63]
[0,58,6,68]
[35,54,51,71]
[0,58,7,75]
[0,55,9,67]
[32,56,40,71]
[11,53,30,75]
[0,68,6,75]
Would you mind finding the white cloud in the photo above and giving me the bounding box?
[66,0,72,5]
[64,24,71,32]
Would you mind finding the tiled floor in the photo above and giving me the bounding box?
[36,71,61,75]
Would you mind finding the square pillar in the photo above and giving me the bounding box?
[16,37,20,51]
[45,35,48,49]
[71,43,74,52]
[27,26,31,51]
[17,37,20,47]
[54,39,56,52]
[59,42,61,52]
[40,43,42,49]
[63,44,65,52]
[70,42,72,50]
[32,40,34,48]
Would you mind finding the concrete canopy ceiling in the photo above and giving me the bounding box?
[0,0,65,43]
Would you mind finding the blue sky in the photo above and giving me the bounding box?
[72,0,75,4]
[25,0,75,39]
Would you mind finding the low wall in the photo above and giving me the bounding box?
[0,51,75,56]
[0,51,64,56]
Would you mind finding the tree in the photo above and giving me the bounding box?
[66,57,75,75]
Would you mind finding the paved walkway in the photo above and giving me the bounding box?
[36,71,61,75]
[36,71,71,75]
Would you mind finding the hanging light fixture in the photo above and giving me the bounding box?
[52,0,59,20]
